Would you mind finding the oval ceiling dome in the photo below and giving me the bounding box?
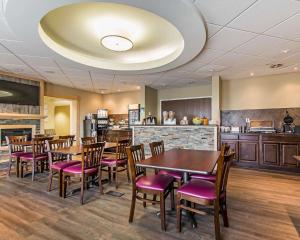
[5,0,207,74]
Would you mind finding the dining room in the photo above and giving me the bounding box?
[1,1,300,240]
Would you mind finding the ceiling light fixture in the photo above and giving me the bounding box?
[282,49,289,54]
[250,72,254,76]
[294,66,298,71]
[101,35,133,52]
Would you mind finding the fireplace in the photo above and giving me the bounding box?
[0,125,36,148]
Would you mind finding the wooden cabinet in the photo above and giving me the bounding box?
[220,133,300,172]
[281,144,299,167]
[239,142,259,164]
[262,143,280,166]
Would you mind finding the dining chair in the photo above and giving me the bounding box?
[59,135,76,146]
[126,144,174,231]
[81,137,96,145]
[149,140,183,188]
[20,137,53,181]
[190,144,231,182]
[46,139,80,196]
[34,134,47,138]
[101,138,131,189]
[6,135,30,177]
[176,147,235,240]
[62,142,105,204]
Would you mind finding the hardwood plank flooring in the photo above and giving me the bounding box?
[0,167,299,240]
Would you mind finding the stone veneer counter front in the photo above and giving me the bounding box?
[132,125,218,156]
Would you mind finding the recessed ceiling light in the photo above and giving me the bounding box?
[294,66,298,71]
[118,89,121,92]
[45,70,55,74]
[136,86,141,90]
[282,49,289,54]
[269,63,284,69]
[250,72,254,76]
[101,35,133,52]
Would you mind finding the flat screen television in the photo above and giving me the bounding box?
[0,79,40,106]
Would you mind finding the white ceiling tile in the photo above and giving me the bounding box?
[194,48,226,65]
[228,0,300,33]
[0,43,9,53]
[234,35,300,59]
[206,23,222,38]
[0,63,35,74]
[195,0,257,25]
[206,27,257,51]
[19,55,58,67]
[0,53,23,64]
[196,64,228,73]
[35,66,63,76]
[62,68,90,78]
[281,52,300,65]
[0,40,33,55]
[265,13,300,41]
[0,17,16,40]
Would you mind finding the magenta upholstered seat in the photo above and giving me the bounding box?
[101,158,127,167]
[190,173,216,182]
[11,152,32,158]
[159,170,183,180]
[136,174,174,191]
[178,179,224,200]
[63,164,98,174]
[20,153,48,161]
[50,160,80,171]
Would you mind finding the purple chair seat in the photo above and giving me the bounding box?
[20,153,48,161]
[136,174,174,191]
[178,179,224,200]
[102,158,127,167]
[190,173,216,182]
[63,164,97,174]
[51,160,80,171]
[11,152,32,158]
[159,170,183,180]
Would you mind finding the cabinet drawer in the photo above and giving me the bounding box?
[221,134,238,140]
[281,144,299,167]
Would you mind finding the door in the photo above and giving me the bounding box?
[239,142,259,164]
[281,144,299,167]
[262,143,280,166]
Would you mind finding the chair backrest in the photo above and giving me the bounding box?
[126,144,145,185]
[215,145,235,199]
[81,142,105,170]
[32,137,53,157]
[149,140,165,156]
[115,138,131,160]
[5,135,27,154]
[46,139,68,166]
[81,137,96,145]
[59,135,75,146]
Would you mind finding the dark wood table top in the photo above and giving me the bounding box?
[293,155,300,162]
[51,142,116,156]
[137,149,221,175]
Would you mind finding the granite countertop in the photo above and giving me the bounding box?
[221,132,300,137]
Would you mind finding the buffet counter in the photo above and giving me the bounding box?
[132,125,218,156]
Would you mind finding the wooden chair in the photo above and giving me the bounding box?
[46,139,80,196]
[81,137,96,145]
[59,135,76,146]
[34,134,47,138]
[150,140,183,188]
[6,135,29,177]
[101,138,131,189]
[126,144,174,231]
[20,137,53,181]
[176,146,235,239]
[62,142,105,204]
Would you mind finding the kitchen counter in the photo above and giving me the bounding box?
[132,125,218,156]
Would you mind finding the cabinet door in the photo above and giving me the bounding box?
[239,142,258,164]
[262,143,280,166]
[221,141,238,161]
[281,144,299,167]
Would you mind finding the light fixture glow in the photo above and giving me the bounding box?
[0,90,13,97]
[250,72,254,76]
[282,49,289,54]
[101,35,133,52]
[294,66,298,71]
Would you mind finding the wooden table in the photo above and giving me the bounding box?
[293,155,300,162]
[137,148,220,182]
[136,148,221,228]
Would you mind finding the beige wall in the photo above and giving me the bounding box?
[221,72,300,110]
[44,97,55,130]
[54,106,70,136]
[44,83,103,137]
[102,89,145,114]
[145,86,158,117]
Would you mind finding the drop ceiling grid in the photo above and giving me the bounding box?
[0,0,299,91]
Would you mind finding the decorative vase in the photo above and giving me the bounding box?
[169,111,175,120]
[162,111,169,122]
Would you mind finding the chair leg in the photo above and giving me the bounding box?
[143,193,147,208]
[31,161,35,181]
[152,195,157,205]
[58,170,62,197]
[99,168,103,194]
[7,156,12,176]
[62,174,67,198]
[214,200,221,240]
[221,198,229,227]
[108,167,112,183]
[176,194,182,232]
[48,170,53,192]
[20,162,24,178]
[80,175,85,204]
[160,192,166,231]
[129,190,136,223]
[170,187,175,210]
[115,166,118,189]
[16,158,20,177]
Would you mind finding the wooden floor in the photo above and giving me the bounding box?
[0,167,300,240]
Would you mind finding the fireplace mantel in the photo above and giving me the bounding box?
[0,113,46,120]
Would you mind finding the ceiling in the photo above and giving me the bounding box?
[1,0,300,94]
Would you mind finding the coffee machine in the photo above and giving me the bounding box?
[282,110,295,133]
